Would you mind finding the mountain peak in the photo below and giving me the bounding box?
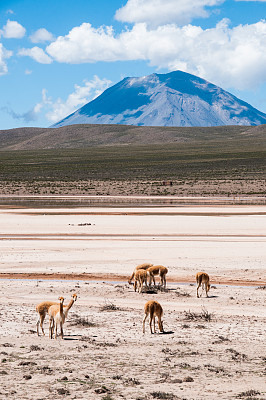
[52,70,266,128]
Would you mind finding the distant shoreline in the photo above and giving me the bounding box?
[0,272,265,286]
[1,194,266,207]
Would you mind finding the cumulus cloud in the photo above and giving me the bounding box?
[30,28,54,43]
[46,75,112,122]
[46,23,125,63]
[2,89,50,122]
[2,76,112,124]
[0,43,12,75]
[115,0,224,26]
[1,20,26,38]
[18,46,52,64]
[45,19,266,90]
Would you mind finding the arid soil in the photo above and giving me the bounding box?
[0,203,265,400]
[0,178,266,197]
[0,279,265,400]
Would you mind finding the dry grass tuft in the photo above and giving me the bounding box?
[256,285,266,290]
[100,300,121,312]
[184,307,213,322]
[236,389,261,398]
[151,392,178,399]
[175,289,191,297]
[226,348,248,362]
[70,313,98,327]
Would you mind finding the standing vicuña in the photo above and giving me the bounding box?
[143,300,164,334]
[134,269,148,293]
[48,296,65,339]
[128,263,153,284]
[147,265,168,288]
[48,294,77,339]
[36,293,77,336]
[36,299,60,336]
[196,272,210,298]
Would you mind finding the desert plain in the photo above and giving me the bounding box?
[0,199,265,400]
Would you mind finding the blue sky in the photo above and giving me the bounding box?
[1,0,266,129]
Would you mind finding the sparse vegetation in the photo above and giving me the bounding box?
[94,385,110,394]
[175,288,191,297]
[226,348,248,361]
[212,335,231,344]
[30,345,42,351]
[183,376,194,382]
[112,375,122,380]
[100,300,121,312]
[0,130,266,199]
[57,388,70,396]
[236,389,261,398]
[184,307,213,322]
[70,313,98,327]
[102,395,113,400]
[204,364,226,374]
[162,347,177,356]
[124,377,141,386]
[150,391,177,399]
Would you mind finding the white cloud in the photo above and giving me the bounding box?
[0,43,12,75]
[30,28,54,43]
[1,89,50,122]
[115,0,224,26]
[25,69,32,75]
[18,46,53,64]
[3,76,112,124]
[45,19,266,90]
[46,75,112,122]
[1,20,26,38]
[46,23,125,63]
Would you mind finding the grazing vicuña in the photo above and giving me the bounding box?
[134,269,148,293]
[143,300,164,334]
[128,263,153,284]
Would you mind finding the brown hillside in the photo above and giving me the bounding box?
[0,123,261,150]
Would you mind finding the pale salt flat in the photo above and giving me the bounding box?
[0,206,265,283]
[0,205,266,400]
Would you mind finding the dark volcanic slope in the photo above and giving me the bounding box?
[1,123,264,151]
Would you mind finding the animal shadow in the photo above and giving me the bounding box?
[63,334,82,341]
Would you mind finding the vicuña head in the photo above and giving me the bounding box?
[72,293,77,301]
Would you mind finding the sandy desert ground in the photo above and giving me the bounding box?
[0,203,265,400]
